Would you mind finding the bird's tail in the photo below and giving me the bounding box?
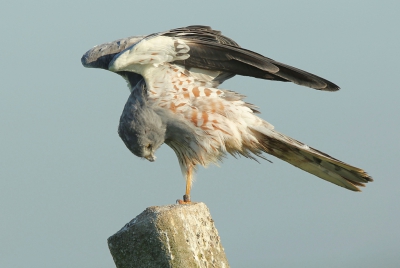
[250,127,373,191]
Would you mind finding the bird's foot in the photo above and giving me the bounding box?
[176,194,191,204]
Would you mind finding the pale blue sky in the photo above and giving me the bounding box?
[1,1,399,267]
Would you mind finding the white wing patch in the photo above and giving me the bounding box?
[109,36,190,73]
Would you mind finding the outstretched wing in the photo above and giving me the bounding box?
[161,26,339,91]
[81,25,339,91]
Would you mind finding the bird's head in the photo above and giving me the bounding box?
[119,104,166,162]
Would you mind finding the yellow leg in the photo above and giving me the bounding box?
[178,165,193,204]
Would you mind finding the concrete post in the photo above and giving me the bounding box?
[108,202,229,268]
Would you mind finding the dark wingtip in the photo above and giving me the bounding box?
[314,78,340,91]
[81,52,91,67]
[322,81,340,91]
[364,174,374,182]
[81,36,145,70]
[81,46,115,70]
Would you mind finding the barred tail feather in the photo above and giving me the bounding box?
[252,128,373,191]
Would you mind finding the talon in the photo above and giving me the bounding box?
[177,199,191,204]
[183,194,191,202]
[177,194,191,204]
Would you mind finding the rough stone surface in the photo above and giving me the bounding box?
[108,202,230,268]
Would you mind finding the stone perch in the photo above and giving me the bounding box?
[108,202,230,268]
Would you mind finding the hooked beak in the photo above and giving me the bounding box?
[144,154,156,162]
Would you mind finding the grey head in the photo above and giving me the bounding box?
[118,81,166,162]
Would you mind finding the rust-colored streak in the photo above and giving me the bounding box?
[204,88,212,97]
[173,85,179,91]
[219,102,225,112]
[199,112,209,128]
[192,87,200,97]
[182,88,188,91]
[210,145,217,151]
[183,92,190,99]
[212,123,231,135]
[202,112,209,124]
[201,125,213,131]
[151,52,158,55]
[191,109,198,125]
[209,100,224,113]
[210,101,217,113]
[169,102,177,113]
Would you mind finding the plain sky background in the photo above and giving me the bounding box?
[1,1,399,267]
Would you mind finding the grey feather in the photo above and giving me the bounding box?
[118,79,198,164]
[252,128,373,191]
[81,36,144,70]
[118,79,166,162]
[81,25,339,91]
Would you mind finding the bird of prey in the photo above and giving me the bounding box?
[81,25,372,203]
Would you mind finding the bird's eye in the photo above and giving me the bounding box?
[146,144,152,149]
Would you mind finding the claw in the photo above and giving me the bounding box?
[176,194,191,204]
[177,200,191,204]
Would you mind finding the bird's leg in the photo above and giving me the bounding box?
[183,168,192,202]
[177,165,193,204]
